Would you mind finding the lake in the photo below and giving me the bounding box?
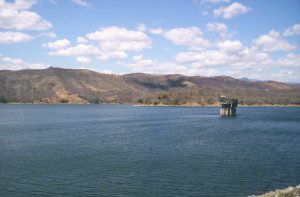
[0,105,299,196]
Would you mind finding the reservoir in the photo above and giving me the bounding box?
[0,105,299,196]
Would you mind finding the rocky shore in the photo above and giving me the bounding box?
[249,185,300,197]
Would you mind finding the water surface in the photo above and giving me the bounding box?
[0,105,299,196]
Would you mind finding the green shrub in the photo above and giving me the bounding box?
[60,99,69,103]
[158,93,169,100]
[93,98,101,104]
[137,98,144,104]
[0,96,8,103]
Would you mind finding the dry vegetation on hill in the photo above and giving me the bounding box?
[0,67,299,105]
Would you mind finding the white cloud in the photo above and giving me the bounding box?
[283,24,300,36]
[49,43,101,56]
[197,0,231,4]
[127,28,294,79]
[174,47,284,80]
[0,31,33,43]
[132,55,143,61]
[79,66,117,75]
[76,36,88,44]
[277,53,300,67]
[122,34,298,81]
[176,50,230,66]
[86,26,152,51]
[202,11,208,16]
[217,39,243,54]
[48,43,127,61]
[163,27,210,50]
[213,2,250,19]
[124,57,188,74]
[1,0,37,11]
[76,56,91,64]
[176,39,273,69]
[253,30,296,52]
[42,39,71,49]
[72,0,91,7]
[270,69,300,82]
[37,32,57,39]
[136,23,146,32]
[0,54,50,70]
[207,22,231,38]
[150,28,163,35]
[101,69,114,74]
[96,51,127,60]
[207,23,227,33]
[0,0,52,31]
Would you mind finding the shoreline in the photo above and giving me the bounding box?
[134,104,300,107]
[1,103,299,107]
[249,185,300,197]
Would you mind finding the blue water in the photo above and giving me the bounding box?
[0,105,299,197]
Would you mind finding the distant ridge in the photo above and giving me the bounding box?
[237,77,260,82]
[0,67,299,105]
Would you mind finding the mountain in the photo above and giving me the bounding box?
[0,67,299,105]
[237,77,260,82]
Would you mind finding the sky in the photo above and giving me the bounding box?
[0,0,300,82]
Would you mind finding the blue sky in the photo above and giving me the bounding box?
[0,0,300,82]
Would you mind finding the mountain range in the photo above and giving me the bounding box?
[0,67,299,105]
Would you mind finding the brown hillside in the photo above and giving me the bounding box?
[0,67,299,105]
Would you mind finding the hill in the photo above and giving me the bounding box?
[0,67,299,105]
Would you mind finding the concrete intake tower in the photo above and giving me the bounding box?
[219,96,238,117]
